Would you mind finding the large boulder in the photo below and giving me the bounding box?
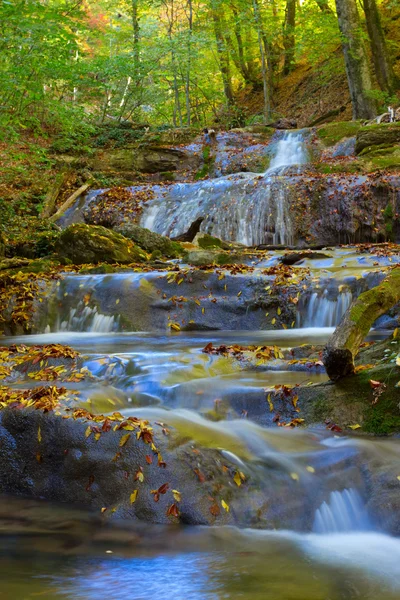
[0,393,310,529]
[115,224,184,258]
[56,223,147,264]
[355,122,400,154]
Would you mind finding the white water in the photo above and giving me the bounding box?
[313,489,372,534]
[267,131,308,173]
[139,131,309,246]
[298,290,353,328]
[57,305,116,333]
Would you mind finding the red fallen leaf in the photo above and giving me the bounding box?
[145,455,153,464]
[158,483,169,494]
[194,468,206,483]
[86,475,94,492]
[166,503,180,518]
[203,342,213,353]
[327,423,342,432]
[102,418,112,432]
[210,503,220,516]
[152,492,160,503]
[158,460,167,468]
[369,379,381,388]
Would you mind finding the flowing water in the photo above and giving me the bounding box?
[2,132,400,598]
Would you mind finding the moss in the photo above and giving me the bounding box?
[56,223,147,265]
[195,145,215,180]
[116,223,184,258]
[313,162,363,175]
[317,121,362,146]
[198,234,223,249]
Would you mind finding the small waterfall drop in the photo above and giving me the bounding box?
[57,305,116,333]
[313,489,372,534]
[298,290,353,328]
[267,131,308,173]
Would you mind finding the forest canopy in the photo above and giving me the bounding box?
[0,0,399,141]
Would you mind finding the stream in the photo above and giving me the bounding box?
[2,131,400,599]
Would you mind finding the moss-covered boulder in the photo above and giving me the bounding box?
[56,223,147,265]
[355,122,400,155]
[115,224,184,258]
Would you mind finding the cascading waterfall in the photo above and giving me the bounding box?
[267,131,308,173]
[297,289,353,328]
[313,489,372,534]
[139,130,310,246]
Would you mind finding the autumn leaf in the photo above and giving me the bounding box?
[172,489,182,502]
[348,424,361,430]
[145,454,153,464]
[37,426,42,443]
[135,468,144,483]
[166,503,180,518]
[130,490,138,504]
[210,502,220,516]
[119,433,131,447]
[221,499,230,512]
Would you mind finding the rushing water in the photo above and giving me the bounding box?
[3,133,400,597]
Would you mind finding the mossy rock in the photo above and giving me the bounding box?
[355,122,400,155]
[195,233,224,249]
[5,217,61,259]
[317,121,362,147]
[56,224,147,265]
[115,224,185,258]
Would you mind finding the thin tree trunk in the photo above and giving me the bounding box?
[211,1,235,104]
[362,0,398,94]
[283,0,296,76]
[252,0,272,119]
[185,0,193,125]
[334,0,377,119]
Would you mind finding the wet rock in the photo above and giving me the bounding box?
[0,405,311,529]
[171,217,204,242]
[56,224,147,265]
[115,224,184,258]
[355,122,400,155]
[267,118,297,130]
[280,251,332,265]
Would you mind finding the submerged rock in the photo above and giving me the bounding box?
[56,224,147,265]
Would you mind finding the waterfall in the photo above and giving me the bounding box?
[298,290,353,328]
[313,489,372,534]
[267,131,308,173]
[57,305,116,333]
[137,130,310,246]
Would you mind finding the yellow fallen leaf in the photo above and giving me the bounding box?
[221,499,230,512]
[172,489,182,502]
[348,424,361,430]
[119,433,131,447]
[37,426,42,443]
[393,328,398,339]
[271,318,276,325]
[233,471,242,486]
[116,298,120,305]
[290,472,299,481]
[130,490,138,503]
[85,425,92,439]
[277,307,281,315]
[94,432,101,441]
[267,393,274,412]
[306,466,315,473]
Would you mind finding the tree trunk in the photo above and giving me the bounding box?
[132,0,140,83]
[185,0,193,125]
[315,0,332,12]
[334,0,377,119]
[362,0,398,94]
[211,2,235,104]
[323,268,400,380]
[252,0,272,119]
[283,0,296,76]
